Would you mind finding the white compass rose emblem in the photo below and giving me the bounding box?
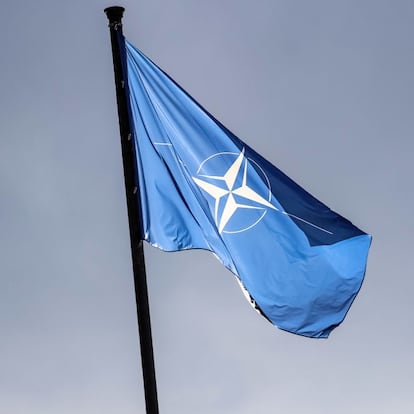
[192,149,278,234]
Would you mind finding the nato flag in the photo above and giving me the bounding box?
[122,37,371,338]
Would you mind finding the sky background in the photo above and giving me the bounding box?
[1,1,413,413]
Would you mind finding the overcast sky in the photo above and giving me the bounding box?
[1,1,413,413]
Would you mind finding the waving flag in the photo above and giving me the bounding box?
[122,37,371,338]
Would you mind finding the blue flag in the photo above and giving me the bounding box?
[122,37,371,338]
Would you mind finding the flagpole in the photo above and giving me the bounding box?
[104,6,159,414]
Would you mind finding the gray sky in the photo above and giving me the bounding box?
[1,1,413,413]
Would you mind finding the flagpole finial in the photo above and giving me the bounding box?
[104,6,125,25]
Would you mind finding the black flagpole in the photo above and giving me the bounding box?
[104,6,159,414]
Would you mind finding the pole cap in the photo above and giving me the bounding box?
[104,6,125,24]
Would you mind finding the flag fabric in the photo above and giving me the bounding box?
[121,36,371,338]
